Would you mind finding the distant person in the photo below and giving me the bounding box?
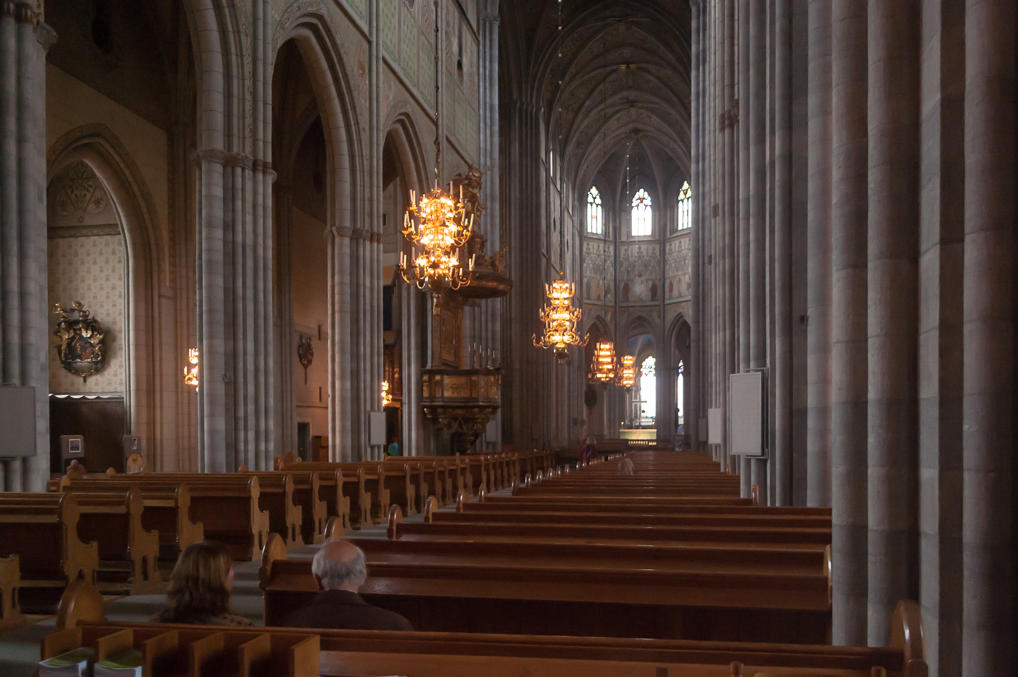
[581,436,596,463]
[618,457,637,476]
[156,541,252,626]
[282,540,413,631]
[385,437,400,457]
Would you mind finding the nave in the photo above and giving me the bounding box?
[2,449,926,675]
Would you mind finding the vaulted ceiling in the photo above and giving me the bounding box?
[500,0,691,192]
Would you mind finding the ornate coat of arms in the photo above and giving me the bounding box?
[54,301,106,382]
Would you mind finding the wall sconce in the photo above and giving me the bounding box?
[184,347,199,390]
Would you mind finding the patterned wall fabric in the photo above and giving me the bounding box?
[47,160,126,395]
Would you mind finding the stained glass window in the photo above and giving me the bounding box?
[586,186,603,235]
[638,355,656,423]
[631,188,653,236]
[677,181,692,231]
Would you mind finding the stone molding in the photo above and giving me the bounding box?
[193,149,273,175]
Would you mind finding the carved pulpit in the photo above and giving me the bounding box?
[422,166,511,453]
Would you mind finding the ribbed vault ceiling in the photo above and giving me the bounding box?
[500,0,691,190]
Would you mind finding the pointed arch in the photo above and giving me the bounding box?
[46,124,167,467]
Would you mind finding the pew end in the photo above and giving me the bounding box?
[387,505,404,540]
[260,533,289,591]
[751,485,760,506]
[456,490,466,513]
[56,579,106,629]
[424,495,438,523]
[478,486,487,503]
[890,600,926,673]
[824,545,832,606]
[0,555,22,627]
[323,516,346,541]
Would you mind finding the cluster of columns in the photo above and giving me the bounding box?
[691,1,1016,674]
[0,2,54,491]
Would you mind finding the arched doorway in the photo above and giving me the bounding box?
[381,122,428,457]
[272,40,330,462]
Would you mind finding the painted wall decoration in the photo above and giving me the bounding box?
[665,234,693,301]
[582,238,614,303]
[617,241,661,304]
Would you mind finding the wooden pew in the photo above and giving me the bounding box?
[71,489,161,593]
[337,536,828,576]
[437,509,832,530]
[467,498,831,517]
[0,492,98,612]
[259,533,831,643]
[0,555,22,628]
[47,582,927,677]
[281,463,375,528]
[57,482,202,563]
[62,476,269,561]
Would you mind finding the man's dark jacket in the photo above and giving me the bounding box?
[281,589,414,631]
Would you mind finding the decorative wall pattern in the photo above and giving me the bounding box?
[582,237,614,304]
[47,160,127,395]
[665,233,692,301]
[618,241,661,304]
[47,233,126,394]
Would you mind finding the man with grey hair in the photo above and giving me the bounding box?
[281,540,413,630]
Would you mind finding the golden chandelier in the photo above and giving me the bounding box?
[532,272,588,360]
[399,184,475,297]
[589,340,618,384]
[617,353,636,389]
[183,347,199,390]
[380,379,392,408]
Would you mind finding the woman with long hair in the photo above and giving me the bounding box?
[156,541,251,626]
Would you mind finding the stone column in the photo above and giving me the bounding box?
[918,2,965,673]
[867,0,920,645]
[805,0,832,507]
[689,0,703,451]
[736,0,750,493]
[962,0,1015,671]
[0,2,53,491]
[748,0,767,500]
[831,0,869,646]
[772,0,792,506]
[274,185,298,456]
[329,225,354,461]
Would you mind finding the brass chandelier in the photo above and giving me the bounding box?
[617,353,636,389]
[399,184,475,295]
[589,340,618,384]
[532,272,588,360]
[398,0,473,303]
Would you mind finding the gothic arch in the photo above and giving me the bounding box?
[46,125,166,467]
[273,10,366,458]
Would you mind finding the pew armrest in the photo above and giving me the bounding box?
[890,600,926,669]
[387,504,403,540]
[260,533,288,590]
[424,495,438,523]
[56,579,105,629]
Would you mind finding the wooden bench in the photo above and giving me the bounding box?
[332,535,829,576]
[281,462,376,528]
[0,492,98,612]
[46,582,927,676]
[41,618,928,677]
[466,499,830,517]
[56,481,202,563]
[259,533,831,643]
[62,476,269,561]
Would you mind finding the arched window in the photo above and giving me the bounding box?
[586,186,603,235]
[676,360,685,426]
[677,181,692,231]
[637,356,657,424]
[631,188,653,236]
